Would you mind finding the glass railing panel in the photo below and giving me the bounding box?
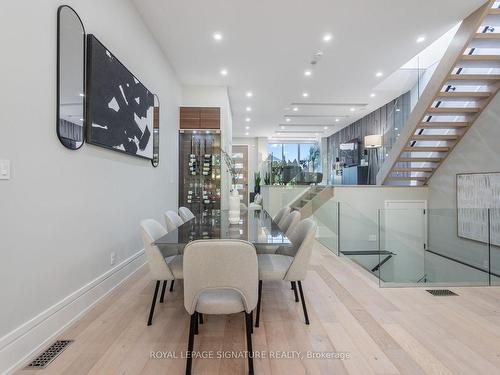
[378,208,426,287]
[490,208,500,286]
[311,196,339,255]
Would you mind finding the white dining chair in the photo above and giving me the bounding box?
[140,219,183,326]
[178,206,195,222]
[164,210,184,232]
[255,218,317,326]
[274,206,290,226]
[183,239,258,375]
[279,210,301,234]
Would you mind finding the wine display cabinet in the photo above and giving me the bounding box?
[178,130,221,215]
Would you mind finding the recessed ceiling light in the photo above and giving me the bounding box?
[322,33,333,42]
[245,126,250,130]
[280,125,285,130]
[396,108,401,112]
[245,132,249,136]
[370,93,376,98]
[285,118,291,122]
[323,126,328,130]
[213,32,223,41]
[376,71,383,78]
[246,106,252,112]
[350,107,355,112]
[79,118,84,121]
[304,70,312,77]
[79,93,84,97]
[302,92,309,98]
[245,117,251,122]
[292,107,299,112]
[220,68,228,76]
[246,91,253,98]
[416,36,426,43]
[315,133,319,136]
[335,118,340,122]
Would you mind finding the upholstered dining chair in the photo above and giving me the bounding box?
[255,218,317,326]
[183,240,258,375]
[273,206,290,226]
[279,210,301,234]
[178,206,195,222]
[164,210,184,232]
[140,219,183,326]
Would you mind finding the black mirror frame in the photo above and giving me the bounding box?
[151,94,160,167]
[56,5,86,150]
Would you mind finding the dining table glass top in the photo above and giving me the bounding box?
[154,209,292,247]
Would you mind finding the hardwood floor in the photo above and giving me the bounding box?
[17,241,500,375]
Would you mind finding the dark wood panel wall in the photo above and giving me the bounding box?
[326,91,412,184]
[180,107,221,129]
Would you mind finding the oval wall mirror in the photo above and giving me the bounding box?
[57,5,85,150]
[152,94,160,167]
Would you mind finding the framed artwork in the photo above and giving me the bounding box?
[86,34,154,160]
[457,172,500,246]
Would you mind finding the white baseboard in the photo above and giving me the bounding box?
[0,250,146,375]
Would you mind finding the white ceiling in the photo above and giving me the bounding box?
[133,0,485,140]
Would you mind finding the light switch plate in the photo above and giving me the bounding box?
[0,160,10,180]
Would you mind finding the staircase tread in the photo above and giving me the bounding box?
[418,122,469,128]
[461,55,500,61]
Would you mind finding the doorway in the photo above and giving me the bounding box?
[232,145,249,206]
[382,200,427,284]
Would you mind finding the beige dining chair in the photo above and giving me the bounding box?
[179,206,195,222]
[183,239,258,375]
[255,218,317,326]
[140,219,183,326]
[274,206,290,226]
[279,210,301,234]
[164,210,184,232]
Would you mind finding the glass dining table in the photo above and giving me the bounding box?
[154,209,292,250]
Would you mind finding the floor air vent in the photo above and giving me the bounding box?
[25,340,73,369]
[426,289,458,296]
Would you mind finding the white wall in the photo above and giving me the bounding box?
[0,0,181,371]
[427,93,500,277]
[182,85,232,209]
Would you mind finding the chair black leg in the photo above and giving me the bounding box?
[160,281,167,303]
[199,313,204,324]
[255,280,263,327]
[185,313,196,375]
[250,311,253,334]
[245,312,254,375]
[297,281,310,325]
[194,312,199,335]
[147,281,160,326]
[291,281,299,302]
[291,281,294,290]
[170,279,175,292]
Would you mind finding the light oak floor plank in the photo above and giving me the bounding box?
[16,241,500,375]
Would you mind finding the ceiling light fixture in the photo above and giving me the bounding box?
[245,132,249,136]
[416,36,426,43]
[285,118,291,122]
[245,117,251,122]
[220,68,228,76]
[302,92,309,98]
[322,33,333,42]
[245,126,250,130]
[335,118,340,122]
[246,106,252,112]
[292,107,299,112]
[213,32,223,41]
[350,107,355,112]
[376,71,383,78]
[370,93,376,98]
[246,91,253,98]
[323,126,328,130]
[304,70,312,77]
[281,126,285,130]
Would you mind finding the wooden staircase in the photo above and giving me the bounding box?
[290,185,334,218]
[378,0,500,186]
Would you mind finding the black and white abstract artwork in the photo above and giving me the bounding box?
[86,35,154,159]
[457,172,500,246]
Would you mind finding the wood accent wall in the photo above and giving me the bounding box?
[326,91,411,183]
[180,107,221,129]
